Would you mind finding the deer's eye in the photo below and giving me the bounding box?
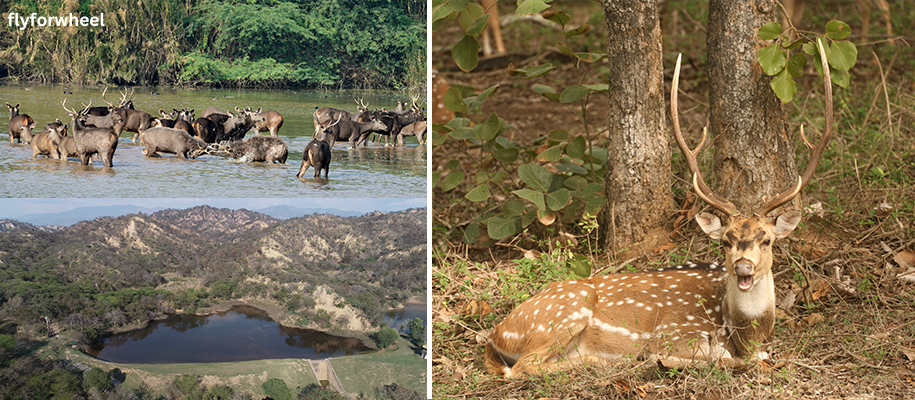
[721,240,731,248]
[762,239,771,247]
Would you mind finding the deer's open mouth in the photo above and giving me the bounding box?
[738,275,754,290]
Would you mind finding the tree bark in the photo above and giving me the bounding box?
[600,0,673,252]
[707,0,798,215]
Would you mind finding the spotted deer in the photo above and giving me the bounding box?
[484,44,834,377]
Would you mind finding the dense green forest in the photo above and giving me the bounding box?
[0,0,426,89]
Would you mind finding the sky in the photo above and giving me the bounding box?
[0,197,425,220]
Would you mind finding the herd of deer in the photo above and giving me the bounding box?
[5,89,427,178]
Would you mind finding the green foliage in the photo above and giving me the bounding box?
[433,7,607,248]
[405,318,426,347]
[375,326,399,349]
[757,19,858,103]
[261,378,292,400]
[82,367,113,392]
[1,0,425,89]
[299,383,348,400]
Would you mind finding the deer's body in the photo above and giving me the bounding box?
[485,212,799,377]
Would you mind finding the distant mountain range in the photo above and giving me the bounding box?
[10,204,362,227]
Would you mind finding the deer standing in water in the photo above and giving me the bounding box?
[484,44,834,377]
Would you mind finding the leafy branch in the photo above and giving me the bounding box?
[758,19,858,103]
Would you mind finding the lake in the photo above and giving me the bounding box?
[86,305,371,364]
[1,84,427,198]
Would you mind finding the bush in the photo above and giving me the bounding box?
[375,327,399,349]
[261,378,292,400]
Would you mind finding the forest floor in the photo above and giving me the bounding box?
[432,1,914,399]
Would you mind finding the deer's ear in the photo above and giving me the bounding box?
[773,211,802,239]
[696,212,725,240]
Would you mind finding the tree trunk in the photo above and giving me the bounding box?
[600,0,673,252]
[707,0,798,214]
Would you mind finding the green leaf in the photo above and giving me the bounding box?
[444,159,459,170]
[473,171,489,184]
[516,0,551,16]
[450,127,474,140]
[574,52,606,63]
[518,163,552,192]
[548,129,569,142]
[563,175,587,191]
[544,10,570,26]
[440,170,465,191]
[465,183,491,202]
[758,22,782,40]
[474,113,502,141]
[432,170,441,187]
[770,68,797,103]
[502,199,525,217]
[802,41,817,55]
[449,0,469,11]
[464,14,489,37]
[787,53,807,78]
[492,146,519,164]
[831,68,850,88]
[532,84,560,101]
[566,135,586,158]
[462,223,480,244]
[758,43,786,76]
[536,145,562,162]
[567,254,592,278]
[581,83,609,92]
[559,85,590,103]
[513,188,547,211]
[486,216,519,240]
[566,24,590,38]
[827,40,857,71]
[443,87,466,113]
[452,35,480,72]
[554,160,588,175]
[546,188,571,211]
[512,64,554,78]
[825,20,851,40]
[583,193,606,214]
[431,1,455,23]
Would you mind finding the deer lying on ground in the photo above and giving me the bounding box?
[484,45,834,377]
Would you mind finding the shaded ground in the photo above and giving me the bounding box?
[432,1,914,399]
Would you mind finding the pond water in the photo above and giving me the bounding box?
[384,302,427,331]
[86,305,371,364]
[0,84,426,198]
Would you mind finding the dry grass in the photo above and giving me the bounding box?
[432,1,915,399]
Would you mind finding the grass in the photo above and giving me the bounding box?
[432,1,915,399]
[331,336,427,398]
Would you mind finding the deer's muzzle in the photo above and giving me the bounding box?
[734,259,755,290]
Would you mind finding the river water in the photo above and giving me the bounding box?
[0,84,426,198]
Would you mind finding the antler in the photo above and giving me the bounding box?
[671,53,739,216]
[62,98,91,116]
[355,97,369,111]
[755,37,833,217]
[100,87,114,107]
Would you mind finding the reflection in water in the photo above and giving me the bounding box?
[87,305,370,364]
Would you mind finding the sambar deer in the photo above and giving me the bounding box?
[484,44,834,377]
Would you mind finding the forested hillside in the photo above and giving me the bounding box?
[0,0,426,89]
[0,206,426,348]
